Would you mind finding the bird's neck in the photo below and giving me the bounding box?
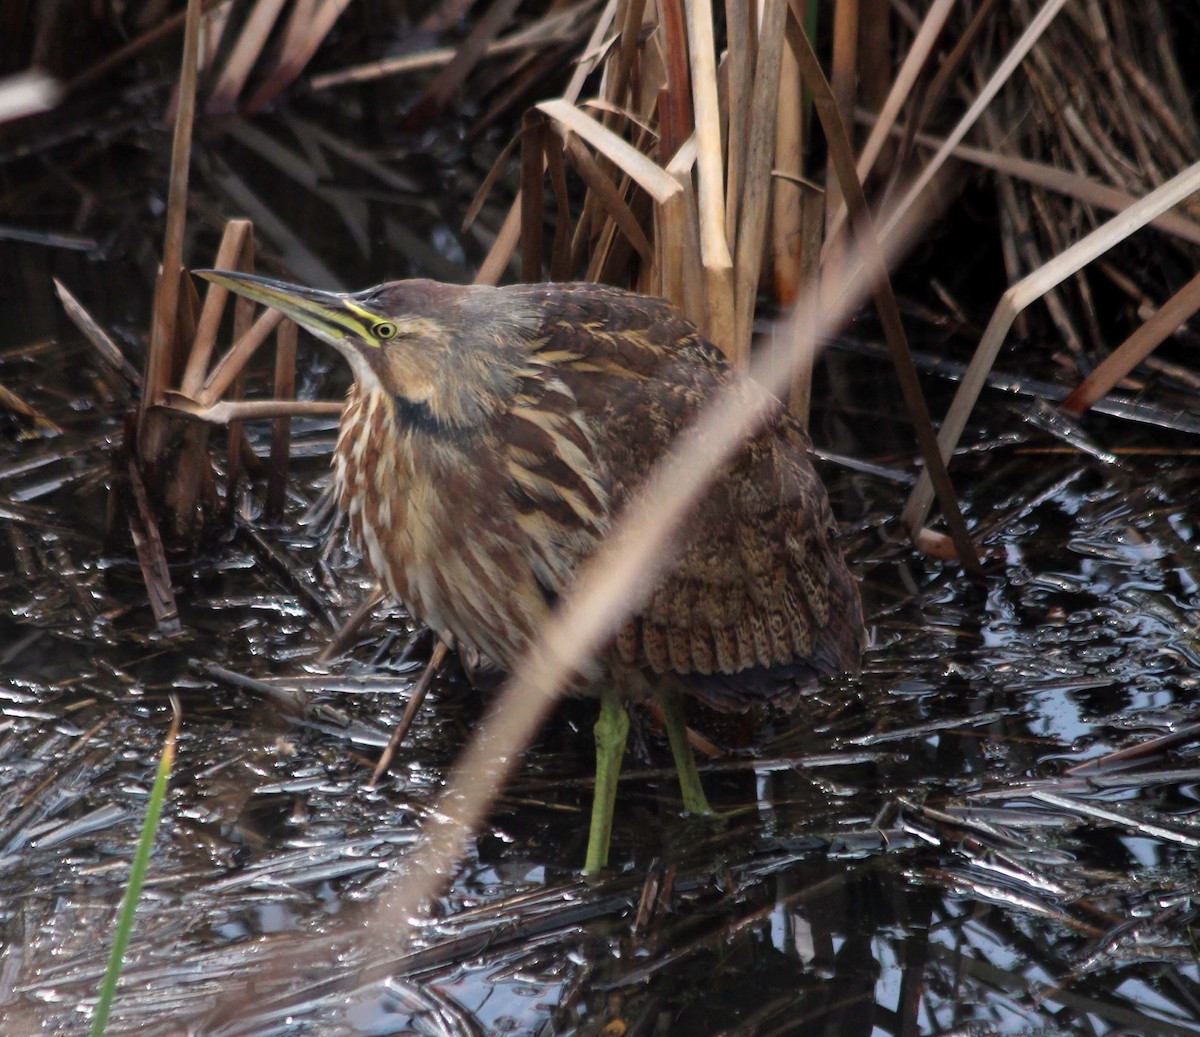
[390,392,452,437]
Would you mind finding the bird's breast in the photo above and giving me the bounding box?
[334,390,426,615]
[332,388,549,669]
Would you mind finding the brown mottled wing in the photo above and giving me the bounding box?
[506,283,864,702]
[490,360,612,620]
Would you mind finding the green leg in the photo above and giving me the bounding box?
[660,686,712,816]
[584,687,629,875]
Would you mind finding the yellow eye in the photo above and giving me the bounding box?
[372,321,398,340]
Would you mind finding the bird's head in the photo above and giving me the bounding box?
[194,270,541,434]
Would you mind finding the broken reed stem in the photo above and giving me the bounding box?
[162,397,343,423]
[53,278,143,388]
[223,238,256,520]
[139,0,203,463]
[369,640,451,787]
[126,459,183,637]
[266,318,298,522]
[197,308,286,406]
[1060,269,1200,416]
[182,219,253,397]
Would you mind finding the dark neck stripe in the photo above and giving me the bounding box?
[392,394,446,436]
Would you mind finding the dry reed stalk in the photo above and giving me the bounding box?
[311,7,592,90]
[196,308,286,407]
[657,0,693,160]
[369,641,451,786]
[606,0,650,126]
[787,0,978,570]
[684,0,735,355]
[181,219,253,397]
[733,0,787,354]
[537,98,687,307]
[897,0,1000,173]
[1060,272,1200,417]
[520,112,548,280]
[404,0,525,127]
[722,0,754,243]
[474,0,620,285]
[822,0,857,245]
[0,384,61,436]
[53,279,142,388]
[476,199,525,286]
[151,219,259,533]
[206,0,287,113]
[901,160,1200,531]
[317,588,389,666]
[664,138,706,324]
[138,0,203,465]
[265,310,298,522]
[876,122,1200,247]
[163,397,343,423]
[558,130,655,266]
[161,275,219,533]
[978,0,1200,370]
[824,0,958,250]
[771,17,804,306]
[464,137,523,232]
[200,0,233,73]
[126,458,183,637]
[878,0,1071,245]
[243,0,351,112]
[274,0,320,76]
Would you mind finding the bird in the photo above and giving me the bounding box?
[193,269,866,873]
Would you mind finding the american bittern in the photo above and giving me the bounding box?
[195,270,865,873]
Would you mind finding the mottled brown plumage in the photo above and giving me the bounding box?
[327,280,864,707]
[196,269,865,871]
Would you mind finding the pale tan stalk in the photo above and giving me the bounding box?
[685,0,735,353]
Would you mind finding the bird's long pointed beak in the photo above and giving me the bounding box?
[193,269,367,343]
